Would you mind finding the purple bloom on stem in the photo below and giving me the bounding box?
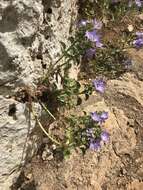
[133,38,143,48]
[89,139,101,151]
[85,48,96,59]
[101,131,110,142]
[135,0,142,7]
[93,18,102,30]
[101,112,109,120]
[85,30,100,42]
[136,31,143,37]
[93,79,106,93]
[89,141,95,150]
[96,41,103,48]
[91,112,101,123]
[91,111,108,124]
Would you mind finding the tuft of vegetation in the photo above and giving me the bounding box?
[15,0,142,159]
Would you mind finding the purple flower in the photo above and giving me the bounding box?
[129,0,143,7]
[93,18,102,30]
[101,131,110,142]
[101,112,109,120]
[85,48,96,59]
[135,0,142,7]
[96,41,103,48]
[91,111,108,124]
[85,30,100,42]
[93,79,106,93]
[91,112,101,123]
[133,38,143,48]
[136,32,143,37]
[89,139,101,151]
[79,19,87,27]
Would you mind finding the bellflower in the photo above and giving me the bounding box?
[91,112,101,123]
[101,131,110,142]
[85,30,100,42]
[100,112,109,120]
[136,32,143,37]
[133,38,143,48]
[89,139,101,151]
[133,31,143,48]
[93,79,106,93]
[96,41,103,48]
[91,111,108,124]
[135,0,142,7]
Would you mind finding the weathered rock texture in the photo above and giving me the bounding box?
[0,97,39,190]
[0,0,78,189]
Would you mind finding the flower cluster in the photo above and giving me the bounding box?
[86,80,109,151]
[79,18,103,60]
[91,111,108,124]
[93,79,106,93]
[133,32,143,49]
[86,112,109,151]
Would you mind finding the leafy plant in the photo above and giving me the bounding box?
[15,1,141,159]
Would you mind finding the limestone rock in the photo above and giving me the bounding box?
[0,96,39,190]
[0,0,78,189]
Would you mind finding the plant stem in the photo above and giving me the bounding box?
[40,101,56,120]
[42,40,78,83]
[31,106,61,145]
[54,40,77,67]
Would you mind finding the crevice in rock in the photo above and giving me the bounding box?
[11,171,36,190]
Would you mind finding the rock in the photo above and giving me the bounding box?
[0,0,43,88]
[0,0,78,89]
[0,96,39,190]
[128,49,143,81]
[127,180,143,190]
[0,0,78,189]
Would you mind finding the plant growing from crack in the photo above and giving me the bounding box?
[16,1,142,159]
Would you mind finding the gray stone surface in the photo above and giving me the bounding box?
[0,0,78,189]
[0,96,37,190]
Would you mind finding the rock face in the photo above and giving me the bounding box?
[30,51,143,190]
[0,97,38,190]
[0,0,43,87]
[0,0,78,189]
